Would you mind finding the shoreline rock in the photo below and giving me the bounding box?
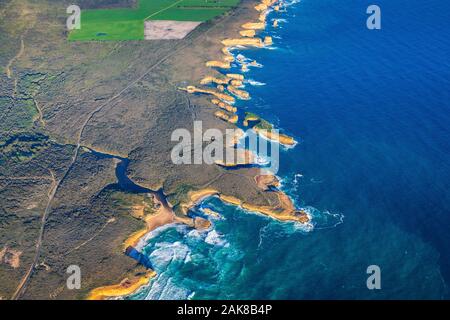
[87,270,155,300]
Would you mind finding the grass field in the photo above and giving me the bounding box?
[69,0,239,41]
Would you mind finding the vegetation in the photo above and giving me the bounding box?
[69,0,240,41]
[244,112,274,131]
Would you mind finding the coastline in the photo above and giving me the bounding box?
[87,0,307,300]
[177,0,307,223]
[87,190,193,300]
[86,269,156,300]
[4,0,448,300]
[182,187,310,225]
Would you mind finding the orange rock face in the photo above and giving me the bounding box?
[240,29,256,37]
[180,86,235,103]
[200,76,231,85]
[211,99,237,113]
[206,60,231,69]
[227,85,250,100]
[221,38,264,48]
[255,3,268,12]
[87,270,156,300]
[230,79,243,87]
[215,149,257,167]
[264,36,273,46]
[226,73,245,81]
[241,22,266,30]
[194,217,212,230]
[254,127,296,146]
[214,110,239,124]
[255,174,281,190]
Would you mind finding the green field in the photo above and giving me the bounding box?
[69,0,239,41]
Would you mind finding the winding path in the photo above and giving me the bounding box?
[5,36,24,79]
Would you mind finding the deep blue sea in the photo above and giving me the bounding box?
[129,0,450,299]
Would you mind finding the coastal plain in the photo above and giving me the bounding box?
[0,0,303,299]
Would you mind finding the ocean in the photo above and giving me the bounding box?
[128,0,450,299]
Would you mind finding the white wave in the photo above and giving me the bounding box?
[255,155,270,165]
[159,283,190,300]
[184,252,192,264]
[277,176,284,188]
[205,230,229,247]
[199,207,224,220]
[250,62,263,68]
[283,0,301,7]
[252,127,298,150]
[293,220,314,232]
[187,229,203,238]
[247,79,266,86]
[144,272,190,300]
[313,209,345,230]
[236,53,248,62]
[187,291,196,300]
[293,173,303,184]
[150,241,191,269]
[257,224,270,250]
[135,223,179,251]
[310,178,324,184]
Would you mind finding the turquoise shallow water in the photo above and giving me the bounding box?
[128,0,450,299]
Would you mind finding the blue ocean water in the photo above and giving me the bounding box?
[129,0,450,299]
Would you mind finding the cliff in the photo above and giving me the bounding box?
[87,270,155,300]
[211,99,237,113]
[227,85,250,100]
[200,76,231,85]
[179,85,235,103]
[214,110,239,124]
[241,22,266,30]
[206,60,231,69]
[240,29,256,37]
[221,37,264,48]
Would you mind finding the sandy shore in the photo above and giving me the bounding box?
[86,270,156,300]
[89,192,194,300]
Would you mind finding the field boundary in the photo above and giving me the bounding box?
[144,0,185,21]
[69,0,239,41]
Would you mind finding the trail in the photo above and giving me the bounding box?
[144,0,185,21]
[32,98,45,127]
[65,218,116,255]
[0,176,53,181]
[11,170,57,300]
[5,36,25,79]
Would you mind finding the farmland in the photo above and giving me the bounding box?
[69,0,240,41]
